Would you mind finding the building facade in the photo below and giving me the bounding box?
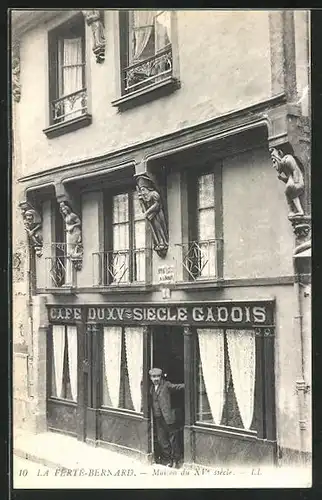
[12,9,311,468]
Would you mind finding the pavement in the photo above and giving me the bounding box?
[12,430,312,489]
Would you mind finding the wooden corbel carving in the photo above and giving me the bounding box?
[19,201,43,256]
[12,42,21,103]
[82,10,106,63]
[55,184,83,271]
[134,172,169,258]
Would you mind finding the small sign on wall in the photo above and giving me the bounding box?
[158,265,175,284]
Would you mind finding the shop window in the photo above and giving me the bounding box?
[178,168,223,281]
[196,328,264,434]
[94,189,147,286]
[50,325,78,402]
[44,14,91,138]
[113,10,179,110]
[101,326,144,413]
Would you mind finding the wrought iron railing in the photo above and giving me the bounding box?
[45,243,76,288]
[175,240,222,281]
[92,248,150,286]
[51,88,87,123]
[123,46,173,94]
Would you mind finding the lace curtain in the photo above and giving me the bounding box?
[124,327,143,412]
[62,37,83,120]
[226,329,256,430]
[103,326,122,408]
[113,194,130,283]
[67,326,78,402]
[52,325,65,399]
[131,11,154,62]
[197,329,225,425]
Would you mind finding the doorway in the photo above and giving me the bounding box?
[152,326,185,465]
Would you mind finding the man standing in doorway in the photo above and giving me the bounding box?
[149,367,184,468]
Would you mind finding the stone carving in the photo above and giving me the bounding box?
[59,201,83,270]
[135,173,169,258]
[20,204,43,256]
[289,215,311,256]
[270,147,305,218]
[12,44,21,103]
[82,10,106,63]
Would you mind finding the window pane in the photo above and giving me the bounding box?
[113,223,129,250]
[155,11,171,52]
[133,190,145,221]
[198,173,215,209]
[130,11,155,63]
[113,194,129,224]
[134,219,146,248]
[198,208,215,240]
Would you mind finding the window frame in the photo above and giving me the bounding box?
[185,162,224,282]
[99,324,144,414]
[44,13,92,138]
[103,185,148,286]
[112,10,180,112]
[194,327,276,441]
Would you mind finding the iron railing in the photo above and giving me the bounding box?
[92,248,151,286]
[175,239,222,281]
[123,46,172,94]
[45,243,76,288]
[52,88,87,123]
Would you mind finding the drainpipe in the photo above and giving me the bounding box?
[290,216,311,459]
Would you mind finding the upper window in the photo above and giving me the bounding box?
[93,188,148,287]
[48,14,87,126]
[178,167,223,282]
[119,10,175,97]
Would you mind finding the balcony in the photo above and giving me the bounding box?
[92,248,151,288]
[175,239,223,282]
[45,244,77,289]
[43,88,92,138]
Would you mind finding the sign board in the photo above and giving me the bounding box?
[157,265,175,284]
[47,301,274,328]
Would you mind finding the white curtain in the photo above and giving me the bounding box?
[52,325,65,399]
[112,194,130,283]
[132,11,154,61]
[155,11,171,53]
[62,37,83,120]
[67,326,78,402]
[124,327,143,412]
[103,327,122,408]
[197,329,225,425]
[226,329,256,430]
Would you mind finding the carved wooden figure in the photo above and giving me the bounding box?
[135,173,169,258]
[59,201,83,269]
[82,10,106,63]
[21,206,43,256]
[270,148,305,217]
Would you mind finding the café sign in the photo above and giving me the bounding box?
[48,301,274,327]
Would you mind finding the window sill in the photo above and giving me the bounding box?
[43,113,92,139]
[111,77,180,112]
[173,279,224,291]
[37,287,77,295]
[191,424,260,442]
[92,284,153,294]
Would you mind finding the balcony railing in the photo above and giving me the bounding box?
[52,88,88,123]
[175,240,222,282]
[123,46,173,94]
[45,243,76,288]
[92,248,151,287]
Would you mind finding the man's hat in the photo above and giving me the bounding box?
[149,367,162,376]
[134,173,155,190]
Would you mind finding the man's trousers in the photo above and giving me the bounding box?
[154,415,181,464]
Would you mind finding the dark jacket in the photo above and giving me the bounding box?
[150,379,185,425]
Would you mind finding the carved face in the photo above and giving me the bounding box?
[60,202,70,215]
[270,148,283,170]
[24,211,34,226]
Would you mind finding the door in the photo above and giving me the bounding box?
[152,326,185,462]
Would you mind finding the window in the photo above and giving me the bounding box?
[46,14,90,136]
[50,325,78,402]
[196,328,267,435]
[95,188,147,286]
[179,167,223,281]
[115,10,179,107]
[101,326,144,412]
